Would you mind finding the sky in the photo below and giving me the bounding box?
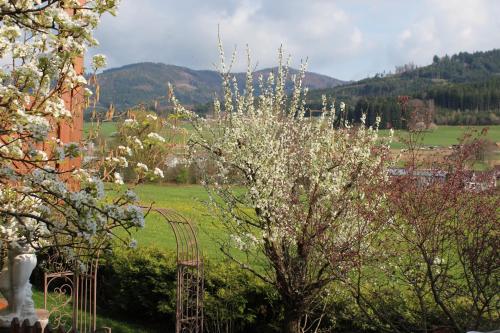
[90,0,500,81]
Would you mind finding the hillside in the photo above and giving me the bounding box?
[309,49,500,99]
[94,62,345,111]
[306,49,500,128]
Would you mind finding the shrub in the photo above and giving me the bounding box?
[174,167,189,184]
[98,247,177,329]
[98,246,279,332]
[96,244,487,332]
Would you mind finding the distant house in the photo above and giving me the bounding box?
[388,167,497,191]
[164,155,187,168]
[464,169,498,191]
[388,168,447,186]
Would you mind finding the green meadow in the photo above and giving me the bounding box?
[105,124,500,258]
[83,121,118,138]
[379,125,500,149]
[85,122,500,149]
[87,121,500,258]
[128,184,221,258]
[125,184,258,265]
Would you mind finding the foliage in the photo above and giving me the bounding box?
[173,166,189,184]
[30,288,153,333]
[170,45,392,332]
[99,246,278,333]
[98,247,177,329]
[343,131,500,333]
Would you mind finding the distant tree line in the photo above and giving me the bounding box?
[427,77,500,111]
[85,49,500,127]
[305,49,500,128]
[413,49,500,82]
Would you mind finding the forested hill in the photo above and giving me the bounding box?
[310,49,500,98]
[94,62,344,111]
[307,49,500,127]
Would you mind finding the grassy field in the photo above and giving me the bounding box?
[116,125,500,257]
[379,125,500,149]
[116,184,262,268]
[83,122,118,138]
[85,122,500,149]
[122,184,227,259]
[95,122,500,257]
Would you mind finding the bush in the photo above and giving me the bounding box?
[98,247,177,329]
[164,165,196,184]
[98,246,279,332]
[93,244,489,332]
[174,167,189,184]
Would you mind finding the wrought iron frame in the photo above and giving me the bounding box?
[43,207,204,333]
[146,208,204,333]
[44,256,99,332]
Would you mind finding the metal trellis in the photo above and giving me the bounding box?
[43,255,99,333]
[145,208,204,333]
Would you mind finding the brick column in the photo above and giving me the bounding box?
[57,0,86,178]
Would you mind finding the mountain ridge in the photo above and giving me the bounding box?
[94,62,345,111]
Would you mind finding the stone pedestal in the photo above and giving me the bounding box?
[0,248,38,327]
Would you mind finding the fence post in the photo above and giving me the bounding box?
[9,318,20,333]
[33,322,42,333]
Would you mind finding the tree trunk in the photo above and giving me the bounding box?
[283,307,301,333]
[283,317,300,333]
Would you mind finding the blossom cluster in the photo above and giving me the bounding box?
[170,46,392,286]
[97,109,169,184]
[0,0,149,260]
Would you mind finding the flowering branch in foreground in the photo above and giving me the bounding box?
[0,0,150,262]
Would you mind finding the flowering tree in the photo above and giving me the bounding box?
[99,108,187,184]
[0,0,147,262]
[171,48,391,332]
[346,131,499,333]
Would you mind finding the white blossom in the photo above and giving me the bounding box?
[118,145,133,156]
[114,172,124,185]
[153,167,164,178]
[0,0,145,260]
[136,162,148,172]
[92,54,107,71]
[146,132,166,144]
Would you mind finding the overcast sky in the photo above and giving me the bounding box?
[89,0,500,81]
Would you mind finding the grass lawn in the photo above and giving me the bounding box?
[379,125,500,149]
[119,126,500,258]
[83,122,118,138]
[125,184,227,260]
[31,289,153,333]
[121,183,260,267]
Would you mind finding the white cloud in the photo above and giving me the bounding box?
[89,0,500,80]
[90,0,368,79]
[393,0,500,66]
